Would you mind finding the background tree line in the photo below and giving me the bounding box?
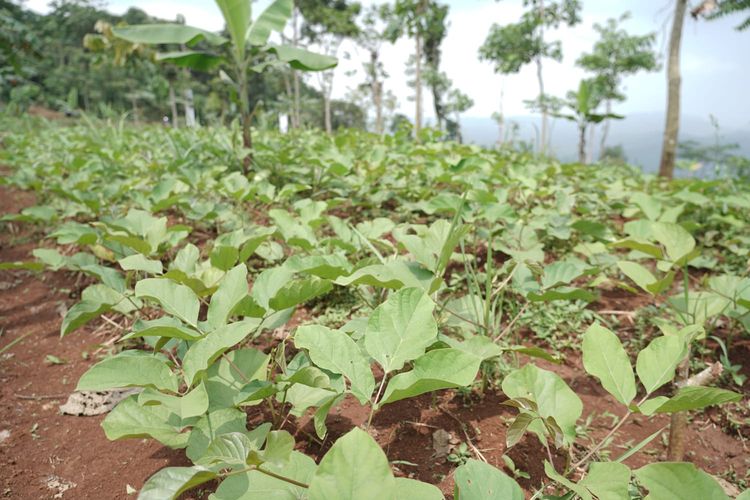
[2,0,749,177]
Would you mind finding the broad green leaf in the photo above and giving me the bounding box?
[198,432,254,467]
[636,396,669,416]
[737,491,750,500]
[256,430,295,466]
[234,381,277,406]
[210,245,239,271]
[156,51,224,71]
[172,244,200,273]
[77,352,178,392]
[313,393,345,439]
[307,428,395,500]
[102,396,188,448]
[441,334,503,361]
[186,408,248,462]
[582,323,636,405]
[442,294,484,332]
[182,319,262,386]
[267,44,337,71]
[617,260,657,293]
[580,462,631,500]
[282,366,330,388]
[395,478,444,499]
[139,466,216,500]
[215,0,251,59]
[379,349,481,406]
[541,258,589,288]
[81,284,137,314]
[634,462,728,500]
[139,382,209,420]
[294,325,374,404]
[135,278,200,328]
[207,265,249,329]
[247,0,293,46]
[121,317,202,342]
[33,248,67,270]
[364,287,438,373]
[502,364,582,445]
[251,266,295,309]
[206,348,269,410]
[654,386,741,413]
[60,300,111,337]
[505,345,561,364]
[652,222,696,265]
[212,451,316,499]
[268,276,332,311]
[112,24,227,46]
[636,335,687,394]
[453,459,524,500]
[611,238,663,259]
[335,260,434,291]
[506,412,535,448]
[284,254,352,279]
[118,254,163,274]
[572,219,610,240]
[631,193,661,221]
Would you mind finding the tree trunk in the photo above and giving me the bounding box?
[578,124,586,164]
[131,96,139,123]
[415,33,423,138]
[282,71,294,128]
[599,100,612,158]
[536,0,547,154]
[292,9,301,129]
[183,88,196,127]
[168,82,178,128]
[667,359,690,460]
[324,91,332,134]
[370,50,384,135]
[374,81,384,135]
[237,69,252,173]
[659,0,689,179]
[587,123,596,163]
[498,79,505,145]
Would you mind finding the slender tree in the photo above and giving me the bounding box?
[577,14,659,159]
[479,0,580,153]
[356,5,390,134]
[660,0,749,179]
[385,0,442,137]
[554,79,623,164]
[297,0,361,134]
[444,88,473,143]
[658,0,689,179]
[421,1,450,129]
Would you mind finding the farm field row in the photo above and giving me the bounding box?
[1,117,749,499]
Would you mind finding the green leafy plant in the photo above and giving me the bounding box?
[112,0,336,168]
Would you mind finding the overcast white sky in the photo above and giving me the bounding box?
[24,0,750,128]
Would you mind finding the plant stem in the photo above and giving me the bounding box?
[367,374,388,431]
[222,465,309,489]
[667,357,690,461]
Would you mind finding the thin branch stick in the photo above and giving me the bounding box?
[439,406,487,463]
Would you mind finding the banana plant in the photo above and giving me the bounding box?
[111,0,337,170]
[555,79,623,164]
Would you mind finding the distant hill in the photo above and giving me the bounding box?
[459,113,750,174]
